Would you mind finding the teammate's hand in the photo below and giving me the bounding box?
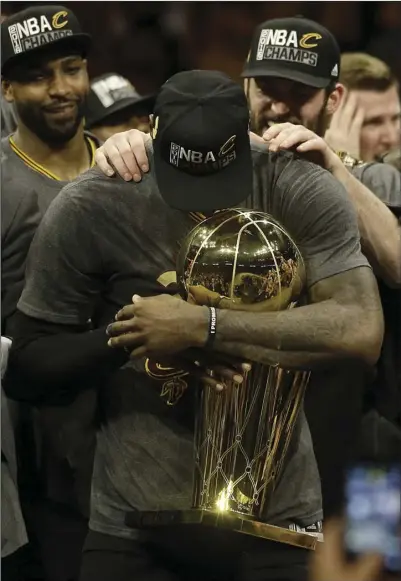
[262,122,340,171]
[187,285,223,307]
[310,519,384,581]
[146,355,247,393]
[94,129,151,182]
[324,91,364,159]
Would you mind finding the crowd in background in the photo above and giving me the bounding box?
[2,2,401,92]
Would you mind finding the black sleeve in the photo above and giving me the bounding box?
[4,311,128,406]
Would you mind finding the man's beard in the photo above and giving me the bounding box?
[251,102,331,138]
[15,97,86,146]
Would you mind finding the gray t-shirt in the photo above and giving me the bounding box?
[1,135,100,331]
[1,101,17,139]
[1,135,97,214]
[353,162,401,216]
[18,144,369,539]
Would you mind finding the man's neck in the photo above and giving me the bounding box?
[12,122,92,181]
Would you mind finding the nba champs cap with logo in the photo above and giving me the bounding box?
[152,70,253,212]
[85,73,155,129]
[1,5,91,74]
[242,16,340,88]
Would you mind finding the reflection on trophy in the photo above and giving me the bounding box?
[176,209,320,549]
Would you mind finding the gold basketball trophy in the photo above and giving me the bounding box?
[174,209,322,550]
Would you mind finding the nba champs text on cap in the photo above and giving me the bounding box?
[1,5,91,72]
[242,16,340,88]
[152,70,253,213]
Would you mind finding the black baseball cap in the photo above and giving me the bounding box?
[152,70,253,212]
[1,5,91,74]
[85,73,155,129]
[242,16,340,88]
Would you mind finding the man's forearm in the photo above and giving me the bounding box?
[7,316,128,404]
[207,299,378,367]
[332,164,401,287]
[213,341,342,370]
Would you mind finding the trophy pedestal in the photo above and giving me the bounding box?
[125,509,323,550]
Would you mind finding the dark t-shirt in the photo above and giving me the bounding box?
[1,134,99,332]
[17,143,369,539]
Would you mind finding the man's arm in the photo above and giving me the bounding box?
[107,152,384,370]
[261,124,401,288]
[108,264,383,371]
[334,163,401,288]
[5,311,128,404]
[209,267,383,368]
[3,180,131,404]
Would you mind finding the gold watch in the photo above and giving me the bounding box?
[336,150,363,170]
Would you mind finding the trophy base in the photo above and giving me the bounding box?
[125,509,323,550]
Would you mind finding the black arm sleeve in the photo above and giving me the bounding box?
[4,311,128,406]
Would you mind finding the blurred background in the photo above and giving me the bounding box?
[2,1,401,92]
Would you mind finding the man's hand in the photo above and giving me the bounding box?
[310,519,384,581]
[262,122,341,171]
[324,91,364,159]
[94,129,151,182]
[107,294,251,390]
[159,354,250,393]
[106,294,209,358]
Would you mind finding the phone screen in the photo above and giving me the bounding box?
[345,464,401,573]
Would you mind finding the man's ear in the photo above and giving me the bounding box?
[326,82,345,115]
[2,78,15,103]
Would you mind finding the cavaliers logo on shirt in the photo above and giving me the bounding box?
[145,359,189,406]
[144,270,189,406]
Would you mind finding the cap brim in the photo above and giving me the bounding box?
[87,94,155,128]
[2,33,92,73]
[241,66,332,89]
[154,146,253,212]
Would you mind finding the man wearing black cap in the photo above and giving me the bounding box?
[1,6,99,581]
[242,16,342,137]
[1,4,96,325]
[85,73,155,141]
[6,70,383,581]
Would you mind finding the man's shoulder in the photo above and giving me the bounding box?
[56,166,159,215]
[1,137,19,174]
[250,140,333,184]
[353,162,401,210]
[250,141,344,211]
[1,139,35,215]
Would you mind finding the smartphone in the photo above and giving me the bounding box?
[345,464,401,574]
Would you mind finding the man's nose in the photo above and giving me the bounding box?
[270,100,290,117]
[48,72,71,98]
[380,121,401,149]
